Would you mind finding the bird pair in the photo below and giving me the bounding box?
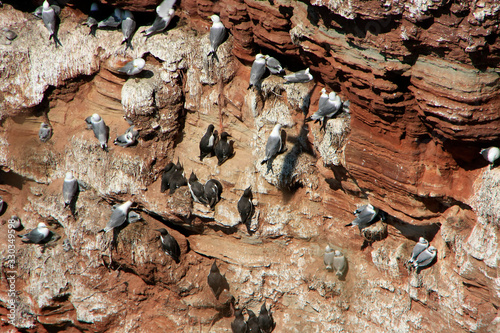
[188,172,223,210]
[199,125,234,166]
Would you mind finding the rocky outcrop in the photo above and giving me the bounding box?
[0,1,499,332]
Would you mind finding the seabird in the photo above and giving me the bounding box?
[127,211,142,224]
[114,125,139,147]
[199,124,217,161]
[248,54,267,90]
[85,113,109,150]
[39,122,52,142]
[9,215,22,230]
[261,124,285,165]
[155,228,181,263]
[413,246,437,269]
[207,261,225,299]
[246,310,260,333]
[231,309,247,333]
[214,132,233,166]
[323,245,334,271]
[237,186,254,233]
[83,2,100,36]
[480,147,500,169]
[283,68,313,84]
[19,222,50,244]
[258,302,275,333]
[42,0,62,47]
[117,58,145,76]
[265,55,284,75]
[121,10,136,50]
[168,164,187,195]
[160,162,176,193]
[333,250,346,276]
[188,172,208,204]
[408,237,429,265]
[62,171,78,206]
[345,204,380,231]
[99,201,133,233]
[306,91,343,131]
[98,8,122,29]
[143,8,175,38]
[204,179,223,210]
[208,14,226,61]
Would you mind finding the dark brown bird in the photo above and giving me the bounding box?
[231,309,247,333]
[258,301,275,333]
[155,228,181,263]
[214,132,233,166]
[237,186,254,233]
[207,261,225,299]
[246,309,260,333]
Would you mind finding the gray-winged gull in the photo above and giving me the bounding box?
[117,58,145,76]
[413,245,437,269]
[333,250,346,276]
[284,68,313,84]
[98,8,122,28]
[62,171,78,206]
[85,113,109,150]
[114,125,139,147]
[121,10,136,50]
[408,237,429,265]
[99,201,133,233]
[265,55,284,75]
[208,14,226,61]
[143,8,175,38]
[323,245,334,271]
[39,122,52,142]
[248,54,267,90]
[19,222,50,244]
[480,147,500,169]
[42,0,62,47]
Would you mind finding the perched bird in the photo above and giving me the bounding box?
[41,0,62,47]
[231,309,247,333]
[480,147,500,169]
[117,58,145,76]
[258,302,275,333]
[199,124,217,161]
[188,172,208,204]
[265,55,284,75]
[261,124,285,165]
[99,201,133,233]
[207,261,225,299]
[306,91,343,131]
[155,228,181,263]
[62,171,78,206]
[85,113,109,149]
[246,310,260,333]
[345,204,380,231]
[160,162,176,193]
[98,8,122,29]
[333,250,346,276]
[121,10,136,50]
[323,245,335,271]
[208,14,226,61]
[408,237,429,265]
[204,179,223,210]
[8,215,22,230]
[168,164,187,195]
[248,54,267,90]
[214,132,233,166]
[83,2,100,36]
[284,68,313,84]
[114,125,139,147]
[237,186,254,233]
[143,8,175,38]
[413,246,437,269]
[39,122,52,142]
[19,222,50,244]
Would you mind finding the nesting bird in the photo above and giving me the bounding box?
[258,302,275,333]
[265,55,284,75]
[283,68,313,84]
[231,309,247,333]
[160,162,176,193]
[199,124,218,161]
[114,125,139,147]
[8,215,22,230]
[408,237,429,265]
[85,113,109,150]
[117,58,145,76]
[19,222,50,244]
[345,204,381,231]
[204,179,223,210]
[214,132,233,166]
[306,90,343,131]
[480,147,500,169]
[188,172,208,204]
[246,310,261,333]
[168,162,187,195]
[39,122,52,142]
[208,14,226,61]
[333,250,346,276]
[121,10,136,50]
[99,201,133,233]
[248,54,267,90]
[207,261,225,299]
[98,8,122,29]
[261,124,285,170]
[237,186,254,234]
[413,246,437,270]
[155,228,181,263]
[143,8,175,38]
[323,245,335,271]
[41,0,62,47]
[62,171,78,206]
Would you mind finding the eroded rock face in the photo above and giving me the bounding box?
[0,1,499,332]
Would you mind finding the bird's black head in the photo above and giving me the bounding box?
[247,309,256,318]
[155,228,168,235]
[220,132,231,140]
[207,124,214,132]
[189,171,198,182]
[243,186,252,198]
[210,261,219,273]
[164,162,174,172]
[260,302,268,314]
[235,309,244,318]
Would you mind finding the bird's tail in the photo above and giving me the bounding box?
[97,229,105,233]
[344,222,353,227]
[90,25,97,37]
[335,270,343,277]
[260,159,267,165]
[208,50,219,62]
